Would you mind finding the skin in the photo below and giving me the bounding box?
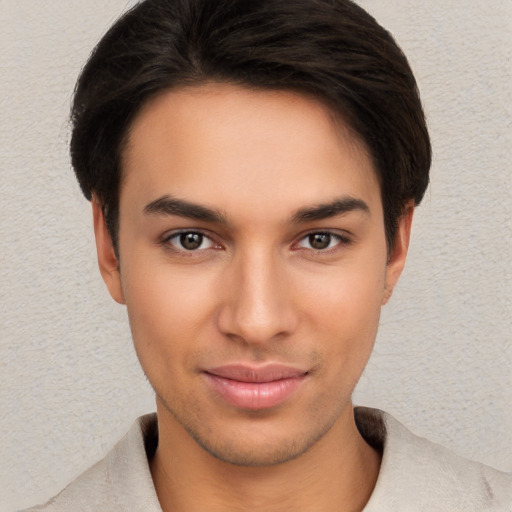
[93,83,413,511]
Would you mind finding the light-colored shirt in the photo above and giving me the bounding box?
[24,408,512,511]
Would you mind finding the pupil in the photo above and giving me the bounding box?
[181,233,202,250]
[310,233,330,250]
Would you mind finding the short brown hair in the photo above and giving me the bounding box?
[71,0,431,254]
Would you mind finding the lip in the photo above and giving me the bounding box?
[203,364,308,410]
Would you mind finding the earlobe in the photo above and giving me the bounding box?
[91,199,126,305]
[382,202,414,305]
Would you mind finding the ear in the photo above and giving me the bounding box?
[382,201,414,305]
[91,198,126,305]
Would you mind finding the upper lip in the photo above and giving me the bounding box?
[204,364,308,383]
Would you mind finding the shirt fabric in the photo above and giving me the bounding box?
[24,407,511,511]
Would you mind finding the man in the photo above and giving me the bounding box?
[25,0,511,510]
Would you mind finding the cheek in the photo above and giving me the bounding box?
[120,259,219,359]
[308,274,383,403]
[298,260,386,357]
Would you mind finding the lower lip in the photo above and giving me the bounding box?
[204,374,306,410]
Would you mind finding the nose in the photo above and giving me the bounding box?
[216,249,298,345]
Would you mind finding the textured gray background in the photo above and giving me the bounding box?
[1,1,511,510]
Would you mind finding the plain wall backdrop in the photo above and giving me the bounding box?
[1,1,511,510]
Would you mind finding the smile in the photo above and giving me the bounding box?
[203,364,308,410]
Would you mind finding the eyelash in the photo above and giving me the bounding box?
[293,231,352,253]
[159,230,352,254]
[160,230,221,253]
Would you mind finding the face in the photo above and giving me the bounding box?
[94,83,411,466]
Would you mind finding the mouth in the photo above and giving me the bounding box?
[202,364,309,410]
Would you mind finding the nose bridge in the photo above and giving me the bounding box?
[218,245,295,343]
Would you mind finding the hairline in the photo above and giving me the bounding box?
[117,79,382,217]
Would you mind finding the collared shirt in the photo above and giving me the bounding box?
[24,408,511,511]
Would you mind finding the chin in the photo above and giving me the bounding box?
[192,436,310,467]
[181,412,341,468]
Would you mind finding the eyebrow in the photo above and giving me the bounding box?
[292,197,370,223]
[144,195,227,223]
[143,194,369,224]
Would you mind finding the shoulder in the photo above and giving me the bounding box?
[356,407,512,511]
[20,414,161,512]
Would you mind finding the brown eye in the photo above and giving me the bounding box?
[308,233,332,250]
[163,231,219,253]
[296,231,350,252]
[180,232,204,250]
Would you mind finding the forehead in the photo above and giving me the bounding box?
[120,83,381,221]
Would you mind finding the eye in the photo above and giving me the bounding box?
[296,232,348,251]
[165,231,218,251]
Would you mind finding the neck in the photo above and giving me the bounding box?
[151,402,381,512]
